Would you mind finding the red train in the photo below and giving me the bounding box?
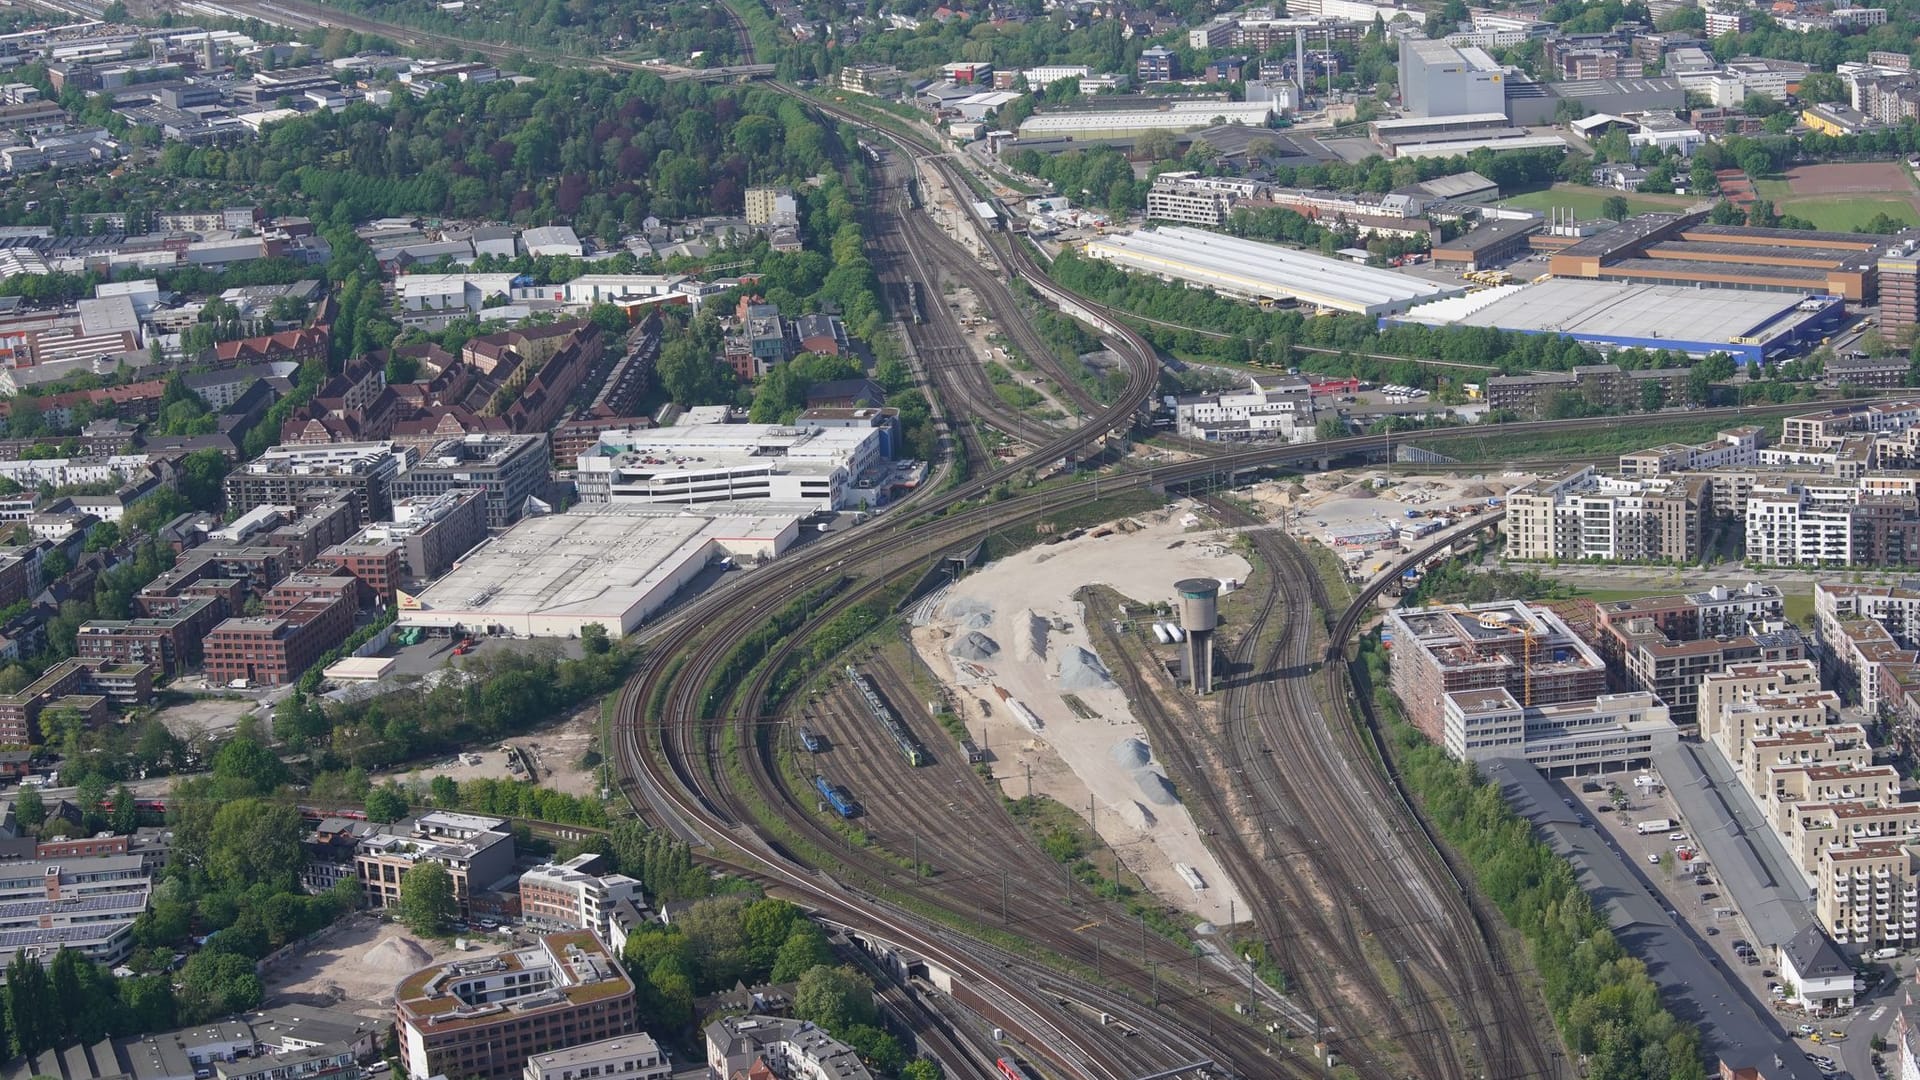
[995,1059,1038,1080]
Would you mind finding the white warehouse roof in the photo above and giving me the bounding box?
[1083,226,1464,316]
[1018,101,1273,135]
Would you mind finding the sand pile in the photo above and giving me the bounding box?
[1136,771,1179,806]
[1014,610,1049,663]
[1109,736,1179,815]
[950,632,1001,660]
[1056,646,1115,691]
[1111,737,1152,770]
[1116,801,1159,829]
[363,937,433,976]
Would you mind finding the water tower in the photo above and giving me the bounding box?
[1176,578,1220,695]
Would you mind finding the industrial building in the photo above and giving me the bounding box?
[1016,100,1273,138]
[386,434,550,530]
[1547,212,1892,301]
[397,505,803,639]
[1082,226,1462,316]
[1388,279,1846,365]
[1398,38,1507,117]
[574,423,886,511]
[394,931,635,1080]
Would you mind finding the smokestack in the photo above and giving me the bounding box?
[1296,28,1307,101]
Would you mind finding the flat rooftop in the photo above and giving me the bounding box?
[1393,279,1829,347]
[1084,225,1460,315]
[400,505,803,634]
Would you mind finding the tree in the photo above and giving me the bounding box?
[15,785,44,830]
[579,623,610,655]
[902,1060,943,1080]
[771,923,834,982]
[110,784,138,835]
[6,951,50,1056]
[365,783,408,823]
[1639,381,1665,413]
[178,951,262,1022]
[1315,416,1349,440]
[1601,195,1630,221]
[399,860,456,936]
[205,798,306,892]
[430,775,459,807]
[1707,200,1746,225]
[790,965,876,1034]
[211,734,291,794]
[675,897,751,991]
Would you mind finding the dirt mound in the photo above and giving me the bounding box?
[363,937,433,976]
[950,631,1001,661]
[1340,482,1377,497]
[1116,800,1159,830]
[1056,646,1115,691]
[1459,483,1495,499]
[1013,609,1049,663]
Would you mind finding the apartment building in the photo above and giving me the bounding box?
[0,657,153,743]
[76,595,221,674]
[1617,426,1765,476]
[1384,601,1609,744]
[518,853,644,938]
[524,1035,668,1080]
[1486,364,1694,419]
[1500,466,1707,563]
[201,574,357,688]
[1697,658,1835,767]
[386,435,549,530]
[1815,581,1920,714]
[395,932,636,1080]
[705,1015,873,1080]
[356,812,516,916]
[1744,476,1920,568]
[1819,837,1917,951]
[224,443,411,522]
[1145,172,1266,226]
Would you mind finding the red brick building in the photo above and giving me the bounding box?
[310,547,401,608]
[202,587,356,687]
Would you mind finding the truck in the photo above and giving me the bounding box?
[1636,819,1675,835]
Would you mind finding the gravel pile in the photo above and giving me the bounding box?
[1056,646,1115,691]
[1111,737,1151,770]
[945,597,996,629]
[949,631,1001,661]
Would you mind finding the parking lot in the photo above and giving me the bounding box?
[1564,772,1898,1078]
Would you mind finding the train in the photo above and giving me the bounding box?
[903,178,919,210]
[797,724,824,753]
[847,665,926,766]
[812,774,862,818]
[904,280,925,324]
[995,1059,1039,1080]
[857,138,885,163]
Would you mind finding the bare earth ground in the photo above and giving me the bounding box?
[910,503,1250,925]
[259,913,518,1019]
[1238,469,1531,578]
[153,695,265,741]
[373,702,603,798]
[1784,161,1914,196]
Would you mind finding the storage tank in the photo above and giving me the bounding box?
[1176,578,1220,695]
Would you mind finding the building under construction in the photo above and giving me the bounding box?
[1385,600,1608,743]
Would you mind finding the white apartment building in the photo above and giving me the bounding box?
[524,1035,669,1080]
[1698,658,1833,766]
[0,453,155,490]
[574,422,886,511]
[1500,466,1706,563]
[1145,172,1268,226]
[1618,426,1764,476]
[518,853,644,938]
[1745,479,1861,566]
[1173,374,1313,442]
[1439,688,1676,773]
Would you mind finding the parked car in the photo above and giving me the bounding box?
[1647,853,1662,864]
[1701,892,1719,902]
[1797,1025,1816,1036]
[1668,832,1687,841]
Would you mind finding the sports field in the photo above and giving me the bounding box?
[1750,162,1920,231]
[1498,183,1699,219]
